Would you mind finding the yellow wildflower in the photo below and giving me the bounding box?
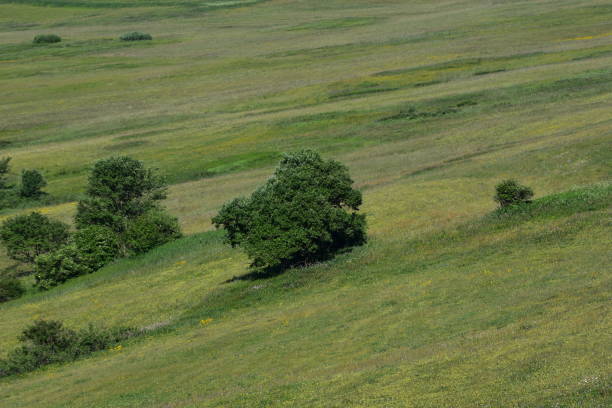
[200,318,213,326]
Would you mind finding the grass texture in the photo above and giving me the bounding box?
[0,0,611,406]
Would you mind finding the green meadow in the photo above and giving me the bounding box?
[0,0,611,406]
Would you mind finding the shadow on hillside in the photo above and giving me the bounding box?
[223,265,286,283]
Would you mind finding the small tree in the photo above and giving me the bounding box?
[0,212,70,264]
[75,156,179,255]
[0,157,11,190]
[213,150,367,271]
[20,169,47,198]
[494,179,534,207]
[75,156,167,233]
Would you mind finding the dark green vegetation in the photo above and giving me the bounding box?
[0,319,137,377]
[123,209,181,255]
[0,157,53,210]
[494,179,534,208]
[213,150,366,272]
[75,156,179,254]
[0,0,610,406]
[120,32,152,41]
[0,212,69,264]
[32,34,60,44]
[0,157,11,190]
[19,169,46,198]
[0,156,181,292]
[0,277,24,302]
[34,225,120,289]
[30,156,181,289]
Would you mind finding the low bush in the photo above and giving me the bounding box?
[34,226,121,289]
[33,34,61,44]
[75,156,167,234]
[34,245,90,290]
[0,320,137,377]
[73,225,120,270]
[19,169,47,198]
[120,32,152,41]
[0,277,25,302]
[494,179,534,208]
[125,210,182,254]
[0,212,70,265]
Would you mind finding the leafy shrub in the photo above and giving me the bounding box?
[125,210,182,254]
[34,226,120,289]
[33,34,61,44]
[0,212,70,264]
[34,245,89,290]
[73,225,120,270]
[120,32,152,41]
[0,277,25,302]
[0,320,136,377]
[19,169,47,198]
[213,150,367,271]
[494,179,534,207]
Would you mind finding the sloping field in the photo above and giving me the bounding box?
[0,0,611,406]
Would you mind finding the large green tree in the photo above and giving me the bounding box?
[213,150,366,271]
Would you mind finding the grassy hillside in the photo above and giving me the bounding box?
[0,0,611,406]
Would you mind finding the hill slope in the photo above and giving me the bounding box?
[0,0,611,406]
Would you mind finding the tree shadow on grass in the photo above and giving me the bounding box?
[222,264,287,283]
[221,246,358,284]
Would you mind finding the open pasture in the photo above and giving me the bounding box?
[0,0,611,406]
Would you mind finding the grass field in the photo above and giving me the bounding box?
[0,0,611,406]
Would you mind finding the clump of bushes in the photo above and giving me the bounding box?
[0,319,137,377]
[0,277,25,303]
[213,150,366,272]
[0,157,49,209]
[120,32,152,41]
[0,156,181,290]
[494,179,534,208]
[33,34,61,44]
[32,156,181,289]
[0,212,70,265]
[34,226,120,289]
